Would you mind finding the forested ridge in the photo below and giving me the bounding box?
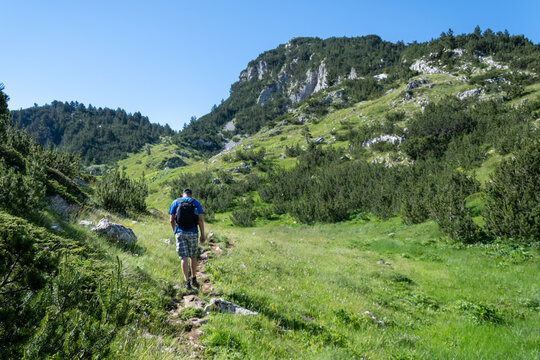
[177,28,539,151]
[11,101,175,164]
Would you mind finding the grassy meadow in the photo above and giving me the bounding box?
[198,218,539,359]
[79,205,538,359]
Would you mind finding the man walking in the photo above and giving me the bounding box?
[169,188,206,290]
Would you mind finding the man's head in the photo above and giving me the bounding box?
[182,188,192,197]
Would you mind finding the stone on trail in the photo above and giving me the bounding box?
[183,295,206,310]
[204,298,258,315]
[91,218,137,245]
[377,260,391,266]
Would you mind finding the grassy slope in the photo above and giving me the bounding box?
[111,58,540,358]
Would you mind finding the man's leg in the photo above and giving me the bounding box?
[181,257,190,281]
[190,257,198,280]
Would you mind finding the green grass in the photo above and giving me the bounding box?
[103,60,540,358]
[196,219,539,359]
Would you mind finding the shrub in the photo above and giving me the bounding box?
[95,169,148,215]
[483,141,539,242]
[230,208,258,227]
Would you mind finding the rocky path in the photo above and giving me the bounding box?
[167,233,227,358]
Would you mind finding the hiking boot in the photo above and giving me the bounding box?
[184,280,193,291]
[190,277,199,288]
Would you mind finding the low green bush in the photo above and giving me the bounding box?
[95,169,148,215]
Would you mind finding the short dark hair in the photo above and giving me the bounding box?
[183,188,192,195]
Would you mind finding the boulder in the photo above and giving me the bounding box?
[91,218,137,245]
[203,298,258,315]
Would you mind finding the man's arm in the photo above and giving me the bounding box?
[198,214,205,243]
[170,214,176,232]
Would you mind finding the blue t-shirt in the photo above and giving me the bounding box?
[168,197,204,234]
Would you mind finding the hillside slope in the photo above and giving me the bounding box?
[176,29,539,151]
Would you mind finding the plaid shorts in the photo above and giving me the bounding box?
[175,231,199,259]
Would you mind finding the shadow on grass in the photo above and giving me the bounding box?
[228,290,348,347]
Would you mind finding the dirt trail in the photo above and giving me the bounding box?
[167,233,227,358]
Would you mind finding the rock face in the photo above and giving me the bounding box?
[257,85,278,105]
[91,218,137,245]
[203,298,258,315]
[222,120,235,132]
[289,61,328,103]
[240,60,268,81]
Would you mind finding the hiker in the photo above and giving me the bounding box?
[169,188,206,290]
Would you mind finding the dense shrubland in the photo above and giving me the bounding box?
[170,95,539,243]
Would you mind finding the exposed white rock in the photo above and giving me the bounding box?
[363,135,403,147]
[204,298,258,315]
[240,60,268,81]
[257,86,278,104]
[313,61,327,93]
[289,61,328,103]
[480,56,509,70]
[451,48,465,57]
[348,67,358,80]
[224,139,241,151]
[257,60,267,80]
[374,73,388,81]
[222,120,235,132]
[410,59,446,75]
[456,88,483,100]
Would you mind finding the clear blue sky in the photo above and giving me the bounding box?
[2,0,538,130]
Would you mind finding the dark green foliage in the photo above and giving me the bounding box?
[403,98,476,160]
[455,300,504,324]
[168,171,264,216]
[95,169,148,215]
[259,144,403,223]
[0,154,46,216]
[483,142,540,242]
[403,27,539,72]
[12,101,174,164]
[234,147,266,163]
[0,212,58,358]
[230,208,258,227]
[400,161,480,242]
[427,171,481,243]
[23,259,131,359]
